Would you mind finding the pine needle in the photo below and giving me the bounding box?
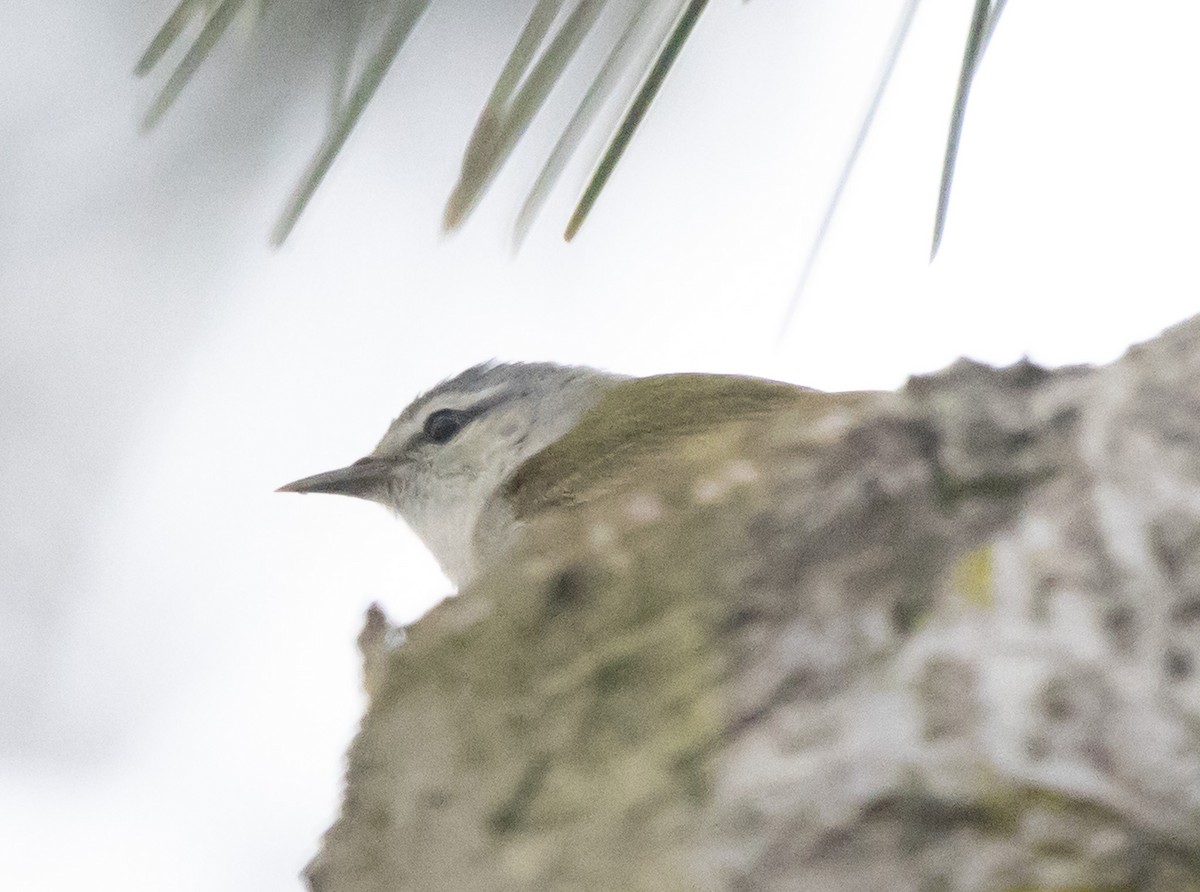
[270,0,434,246]
[564,0,708,241]
[930,0,994,260]
[780,0,923,333]
[135,0,210,76]
[513,1,674,249]
[444,0,607,232]
[141,0,251,131]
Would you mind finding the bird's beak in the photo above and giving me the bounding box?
[276,457,392,500]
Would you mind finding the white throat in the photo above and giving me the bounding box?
[398,455,521,586]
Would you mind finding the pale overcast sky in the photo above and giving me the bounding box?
[2,1,1198,889]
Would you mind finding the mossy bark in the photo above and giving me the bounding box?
[308,315,1200,891]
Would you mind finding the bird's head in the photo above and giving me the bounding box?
[278,362,624,585]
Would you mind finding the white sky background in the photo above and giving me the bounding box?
[2,1,1198,889]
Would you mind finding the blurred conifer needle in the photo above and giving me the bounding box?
[138,0,251,131]
[133,0,1007,260]
[781,0,922,334]
[513,1,674,249]
[461,0,567,182]
[442,0,607,232]
[272,0,435,247]
[134,0,209,77]
[564,0,708,242]
[328,3,375,130]
[786,0,1007,328]
[930,0,1007,260]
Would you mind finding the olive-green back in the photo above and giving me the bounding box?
[503,373,872,519]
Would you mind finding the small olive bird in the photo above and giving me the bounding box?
[278,362,858,586]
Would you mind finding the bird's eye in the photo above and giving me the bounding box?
[423,408,470,444]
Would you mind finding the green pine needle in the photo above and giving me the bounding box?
[564,0,708,242]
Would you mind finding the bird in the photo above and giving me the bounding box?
[278,362,872,587]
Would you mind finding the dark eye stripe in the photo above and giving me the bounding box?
[422,408,472,444]
[416,391,516,447]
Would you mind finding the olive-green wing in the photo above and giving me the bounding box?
[504,373,876,519]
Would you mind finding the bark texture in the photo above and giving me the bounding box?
[308,315,1200,891]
